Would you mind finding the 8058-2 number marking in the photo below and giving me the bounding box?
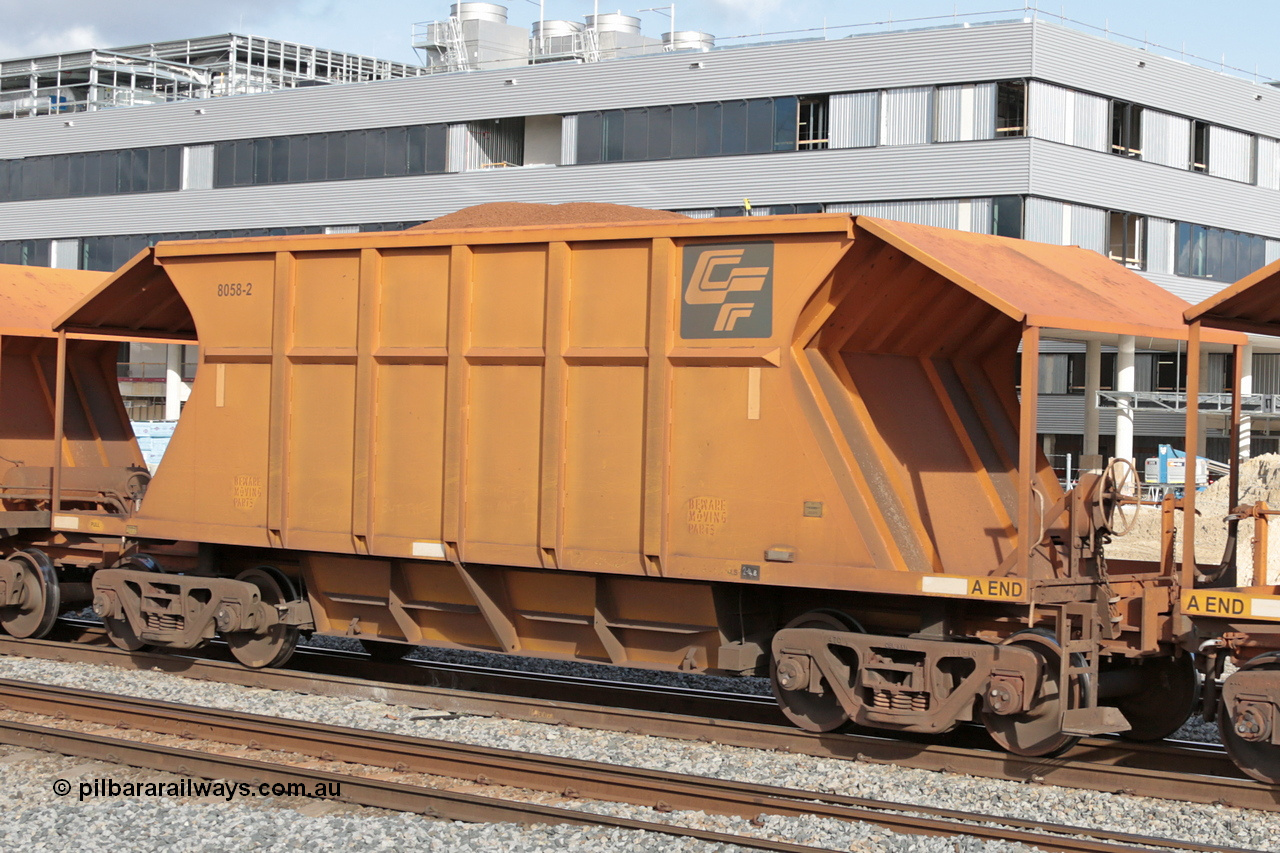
[217,282,253,297]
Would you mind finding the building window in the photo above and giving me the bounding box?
[797,97,829,150]
[1191,120,1210,172]
[995,81,1026,137]
[0,239,51,266]
[212,124,448,188]
[1108,211,1146,269]
[0,146,182,203]
[1175,222,1266,281]
[1067,352,1118,393]
[577,96,807,164]
[1110,101,1142,158]
[991,195,1023,238]
[1038,354,1070,394]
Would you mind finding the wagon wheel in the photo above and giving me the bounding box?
[1112,654,1200,742]
[223,567,301,669]
[0,550,60,640]
[1220,656,1280,785]
[360,640,412,662]
[770,609,863,733]
[980,629,1086,757]
[1097,458,1140,537]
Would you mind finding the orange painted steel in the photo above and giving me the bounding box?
[0,264,144,498]
[57,216,1208,600]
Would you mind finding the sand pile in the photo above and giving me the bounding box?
[1106,453,1280,585]
[412,202,689,230]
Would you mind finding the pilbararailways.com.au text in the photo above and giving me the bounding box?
[52,777,341,802]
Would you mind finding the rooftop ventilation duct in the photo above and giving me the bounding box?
[663,31,714,51]
[451,2,508,24]
[585,13,641,33]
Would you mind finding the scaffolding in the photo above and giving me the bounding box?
[0,34,427,120]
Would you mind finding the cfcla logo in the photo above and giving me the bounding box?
[680,242,774,339]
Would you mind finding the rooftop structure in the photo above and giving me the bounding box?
[0,33,426,120]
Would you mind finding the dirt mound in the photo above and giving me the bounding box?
[1106,453,1280,584]
[412,202,689,230]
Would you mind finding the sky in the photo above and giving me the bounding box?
[0,1,1277,84]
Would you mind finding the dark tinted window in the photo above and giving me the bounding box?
[0,240,50,266]
[671,104,697,158]
[696,103,722,157]
[576,112,603,164]
[426,125,449,173]
[745,99,773,154]
[647,106,672,160]
[622,108,648,161]
[1175,222,1266,281]
[209,124,450,189]
[385,126,408,177]
[995,81,1026,137]
[602,110,625,162]
[992,195,1023,238]
[721,100,747,155]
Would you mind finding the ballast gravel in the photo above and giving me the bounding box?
[0,651,1271,853]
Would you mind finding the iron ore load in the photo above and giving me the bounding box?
[4,204,1280,784]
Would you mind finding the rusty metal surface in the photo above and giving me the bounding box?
[1,631,1275,811]
[1184,257,1280,337]
[46,215,1220,606]
[55,248,197,341]
[0,263,106,337]
[856,218,1242,344]
[0,677,1258,853]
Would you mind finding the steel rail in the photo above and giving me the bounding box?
[1,629,1276,812]
[0,718,833,853]
[0,678,1257,853]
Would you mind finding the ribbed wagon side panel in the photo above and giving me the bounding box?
[284,251,361,549]
[368,249,450,545]
[560,241,652,574]
[461,246,548,566]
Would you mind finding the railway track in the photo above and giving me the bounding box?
[1,622,1275,813]
[0,678,1263,853]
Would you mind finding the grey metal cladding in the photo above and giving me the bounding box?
[560,114,577,165]
[1030,23,1280,138]
[1141,110,1192,169]
[1028,81,1106,152]
[0,23,1039,157]
[0,138,1033,239]
[1259,138,1280,191]
[1037,396,1191,436]
[829,92,879,148]
[1068,204,1106,253]
[1146,218,1175,275]
[181,145,215,190]
[1026,140,1280,238]
[1141,270,1224,304]
[934,86,964,143]
[881,87,933,145]
[825,199,960,229]
[1023,196,1064,243]
[1027,82,1072,144]
[1208,125,1255,183]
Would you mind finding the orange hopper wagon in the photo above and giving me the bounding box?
[48,209,1244,760]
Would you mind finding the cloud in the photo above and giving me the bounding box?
[0,25,102,60]
[0,0,308,59]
